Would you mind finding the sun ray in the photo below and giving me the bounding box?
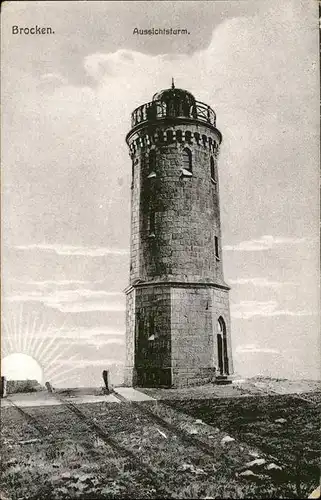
[28,319,48,358]
[37,335,62,359]
[32,321,64,361]
[39,346,78,373]
[50,365,81,385]
[25,313,39,354]
[35,323,68,366]
[22,312,31,353]
[40,342,75,372]
[11,311,20,353]
[25,312,34,353]
[18,306,24,352]
[40,342,81,376]
[2,319,15,353]
[6,315,18,354]
[44,355,80,379]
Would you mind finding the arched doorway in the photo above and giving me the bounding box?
[217,317,229,375]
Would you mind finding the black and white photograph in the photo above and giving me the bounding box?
[1,0,320,498]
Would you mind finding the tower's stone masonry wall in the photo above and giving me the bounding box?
[125,285,172,387]
[170,285,231,387]
[124,289,135,385]
[171,286,214,387]
[128,122,226,285]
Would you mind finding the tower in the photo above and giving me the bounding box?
[124,82,233,388]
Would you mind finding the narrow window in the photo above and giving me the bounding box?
[149,150,156,173]
[148,149,157,178]
[166,130,173,143]
[182,148,192,175]
[185,131,192,144]
[131,159,135,188]
[148,313,156,341]
[215,236,220,260]
[210,156,216,183]
[131,158,138,188]
[149,210,155,237]
[176,130,183,142]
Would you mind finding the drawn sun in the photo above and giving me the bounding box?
[2,353,43,383]
[1,307,79,386]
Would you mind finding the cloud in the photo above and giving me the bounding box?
[6,289,125,313]
[40,73,68,86]
[57,337,124,349]
[54,359,124,368]
[231,300,315,319]
[11,279,101,287]
[228,277,295,287]
[14,244,129,257]
[43,325,125,339]
[224,235,309,252]
[235,344,279,354]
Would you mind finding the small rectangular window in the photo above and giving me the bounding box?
[149,210,155,237]
[215,236,220,259]
[131,160,135,188]
[149,150,156,173]
[182,148,192,173]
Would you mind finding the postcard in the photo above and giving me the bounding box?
[1,1,320,499]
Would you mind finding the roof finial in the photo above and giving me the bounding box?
[171,77,175,89]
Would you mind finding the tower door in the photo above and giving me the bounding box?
[217,317,229,376]
[217,333,223,375]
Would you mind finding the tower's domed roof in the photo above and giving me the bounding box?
[128,79,218,131]
[152,80,196,104]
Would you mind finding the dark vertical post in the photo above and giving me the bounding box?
[45,381,53,393]
[0,376,7,398]
[102,370,111,394]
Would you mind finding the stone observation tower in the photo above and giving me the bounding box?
[124,80,233,388]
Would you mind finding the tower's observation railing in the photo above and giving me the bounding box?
[131,99,216,128]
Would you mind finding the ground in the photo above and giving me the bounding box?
[1,378,320,499]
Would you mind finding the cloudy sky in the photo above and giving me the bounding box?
[2,0,320,386]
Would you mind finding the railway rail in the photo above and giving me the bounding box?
[3,383,320,499]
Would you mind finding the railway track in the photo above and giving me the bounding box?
[4,395,172,498]
[4,390,279,496]
[4,385,320,499]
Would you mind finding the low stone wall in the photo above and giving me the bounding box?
[6,379,44,394]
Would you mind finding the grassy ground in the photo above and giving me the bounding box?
[1,391,320,499]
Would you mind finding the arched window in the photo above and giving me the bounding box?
[131,158,138,188]
[148,149,156,174]
[210,156,216,183]
[182,148,192,173]
[131,159,135,189]
[148,313,155,341]
[176,130,183,143]
[217,316,229,375]
[194,132,200,145]
[218,317,225,336]
[166,130,174,143]
[185,131,192,144]
[149,210,155,237]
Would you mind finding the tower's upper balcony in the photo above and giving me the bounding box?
[130,83,216,129]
